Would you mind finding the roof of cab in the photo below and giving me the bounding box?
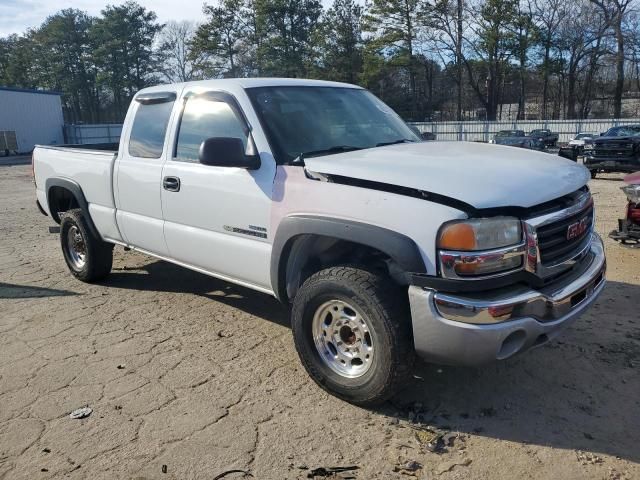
[137,78,362,95]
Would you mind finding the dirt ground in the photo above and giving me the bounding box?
[0,163,638,480]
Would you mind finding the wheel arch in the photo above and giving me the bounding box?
[45,177,100,239]
[271,215,427,302]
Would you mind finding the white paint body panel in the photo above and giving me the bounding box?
[113,87,182,255]
[305,141,590,209]
[158,83,277,290]
[34,146,116,211]
[271,167,466,274]
[161,161,273,289]
[33,146,123,242]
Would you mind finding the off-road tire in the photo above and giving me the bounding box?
[291,266,414,406]
[60,208,113,282]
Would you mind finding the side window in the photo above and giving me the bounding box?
[128,100,175,158]
[175,97,248,163]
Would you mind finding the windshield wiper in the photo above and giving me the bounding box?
[293,145,364,163]
[376,139,415,147]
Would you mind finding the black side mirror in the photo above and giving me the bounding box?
[198,137,260,169]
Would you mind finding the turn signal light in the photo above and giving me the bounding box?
[438,223,476,250]
[438,217,522,252]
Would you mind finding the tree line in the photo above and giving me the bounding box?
[1,0,639,123]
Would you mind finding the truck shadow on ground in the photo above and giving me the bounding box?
[101,259,290,328]
[381,279,640,464]
[102,261,639,463]
[0,281,78,298]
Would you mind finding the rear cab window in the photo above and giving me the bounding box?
[128,93,176,158]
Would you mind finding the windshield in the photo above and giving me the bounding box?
[575,133,594,139]
[604,126,640,137]
[246,86,419,164]
[531,129,549,135]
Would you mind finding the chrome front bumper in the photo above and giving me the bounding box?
[408,234,606,366]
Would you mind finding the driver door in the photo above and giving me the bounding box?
[160,92,274,292]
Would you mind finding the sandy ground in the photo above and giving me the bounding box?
[0,164,638,480]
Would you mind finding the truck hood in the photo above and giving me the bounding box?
[305,141,589,210]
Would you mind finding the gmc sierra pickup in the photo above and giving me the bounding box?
[584,124,640,178]
[33,79,606,405]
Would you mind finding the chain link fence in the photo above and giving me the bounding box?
[63,124,122,144]
[64,119,640,146]
[410,119,640,143]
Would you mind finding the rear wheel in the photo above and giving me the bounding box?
[291,266,414,406]
[60,209,113,282]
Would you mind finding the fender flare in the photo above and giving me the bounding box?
[45,177,100,239]
[270,215,427,301]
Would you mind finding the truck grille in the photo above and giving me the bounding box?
[593,142,634,158]
[537,203,594,265]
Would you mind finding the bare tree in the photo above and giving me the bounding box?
[157,20,201,82]
[532,0,565,118]
[509,0,536,120]
[428,0,468,119]
[590,0,635,117]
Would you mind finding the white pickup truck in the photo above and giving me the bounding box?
[33,78,606,405]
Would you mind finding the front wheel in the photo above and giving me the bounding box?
[291,266,414,406]
[590,169,598,179]
[60,209,113,282]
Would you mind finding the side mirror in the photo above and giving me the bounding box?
[198,137,260,169]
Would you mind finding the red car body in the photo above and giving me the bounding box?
[610,172,640,245]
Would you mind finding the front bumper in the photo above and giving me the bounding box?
[408,234,606,366]
[583,155,640,171]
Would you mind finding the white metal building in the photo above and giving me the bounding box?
[0,86,64,153]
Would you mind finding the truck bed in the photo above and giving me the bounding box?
[33,144,119,241]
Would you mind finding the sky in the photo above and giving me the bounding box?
[0,0,350,37]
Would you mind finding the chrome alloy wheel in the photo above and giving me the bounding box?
[66,225,87,269]
[311,300,374,378]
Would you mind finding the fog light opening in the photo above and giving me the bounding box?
[570,290,588,308]
[497,330,527,360]
[534,334,549,347]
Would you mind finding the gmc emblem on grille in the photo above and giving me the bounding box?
[567,217,589,240]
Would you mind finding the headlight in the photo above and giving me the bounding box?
[622,185,640,204]
[438,217,522,251]
[438,218,524,278]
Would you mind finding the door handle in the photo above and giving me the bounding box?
[163,176,180,192]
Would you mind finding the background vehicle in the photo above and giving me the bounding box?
[408,124,436,141]
[558,133,597,161]
[610,171,640,246]
[490,130,533,148]
[584,125,640,178]
[569,132,596,149]
[32,78,606,405]
[529,129,559,148]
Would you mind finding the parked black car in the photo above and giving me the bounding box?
[491,130,531,148]
[529,129,559,148]
[583,125,640,178]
